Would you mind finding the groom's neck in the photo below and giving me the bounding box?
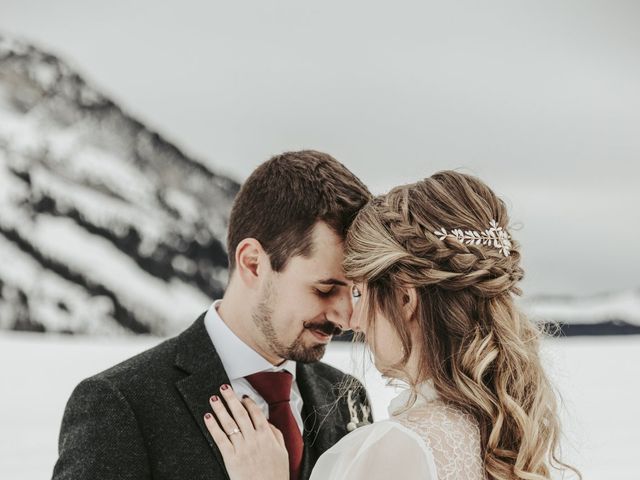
[218,283,284,366]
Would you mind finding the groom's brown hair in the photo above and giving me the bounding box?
[227,150,371,273]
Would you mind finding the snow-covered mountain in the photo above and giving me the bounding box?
[0,34,239,336]
[521,289,640,336]
[0,34,637,338]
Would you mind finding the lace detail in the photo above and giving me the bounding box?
[390,384,486,480]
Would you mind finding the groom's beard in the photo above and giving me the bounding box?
[252,285,341,363]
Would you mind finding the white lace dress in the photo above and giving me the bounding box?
[310,380,486,480]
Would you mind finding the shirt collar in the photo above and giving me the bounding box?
[388,379,439,416]
[204,300,297,381]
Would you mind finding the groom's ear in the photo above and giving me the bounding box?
[401,286,418,321]
[235,238,267,288]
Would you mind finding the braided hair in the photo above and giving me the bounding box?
[343,171,579,480]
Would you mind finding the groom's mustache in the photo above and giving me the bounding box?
[303,319,343,336]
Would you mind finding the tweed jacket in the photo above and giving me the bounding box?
[52,312,372,480]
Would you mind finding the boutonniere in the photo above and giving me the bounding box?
[346,389,371,432]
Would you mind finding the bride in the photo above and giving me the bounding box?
[202,171,579,480]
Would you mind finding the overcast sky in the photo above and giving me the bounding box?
[2,0,639,296]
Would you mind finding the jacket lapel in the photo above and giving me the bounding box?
[174,312,231,478]
[297,362,348,480]
[173,313,349,480]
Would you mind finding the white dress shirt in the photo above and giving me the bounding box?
[204,300,304,433]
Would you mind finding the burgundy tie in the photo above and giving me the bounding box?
[245,371,303,480]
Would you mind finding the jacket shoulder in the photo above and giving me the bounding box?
[85,334,180,389]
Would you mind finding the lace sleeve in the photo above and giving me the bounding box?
[392,401,486,480]
[310,421,439,480]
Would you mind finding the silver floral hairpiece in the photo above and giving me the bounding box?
[434,219,512,257]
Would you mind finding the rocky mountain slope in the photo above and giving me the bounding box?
[0,34,239,335]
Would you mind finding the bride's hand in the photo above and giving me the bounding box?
[204,385,289,480]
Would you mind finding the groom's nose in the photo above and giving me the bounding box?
[347,308,361,333]
[326,290,353,332]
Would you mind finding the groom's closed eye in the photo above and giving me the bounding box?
[313,278,348,298]
[315,286,336,297]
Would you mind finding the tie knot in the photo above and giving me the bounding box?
[245,371,293,405]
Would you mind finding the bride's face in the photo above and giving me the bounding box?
[349,283,406,374]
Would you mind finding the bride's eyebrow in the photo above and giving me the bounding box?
[315,278,348,286]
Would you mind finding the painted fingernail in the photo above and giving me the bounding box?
[210,395,219,402]
[205,413,212,419]
[221,384,230,391]
[242,394,248,399]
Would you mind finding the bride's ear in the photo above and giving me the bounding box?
[401,286,418,321]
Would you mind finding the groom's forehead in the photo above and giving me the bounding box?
[288,249,347,280]
[308,221,344,250]
[315,277,349,287]
[279,220,348,279]
[283,242,348,284]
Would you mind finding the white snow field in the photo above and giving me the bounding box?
[0,332,638,479]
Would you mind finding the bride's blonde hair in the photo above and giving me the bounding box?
[343,171,579,480]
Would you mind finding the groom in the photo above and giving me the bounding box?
[52,150,373,480]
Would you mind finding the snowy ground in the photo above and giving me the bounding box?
[0,332,638,479]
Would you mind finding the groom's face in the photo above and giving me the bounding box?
[253,221,353,363]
